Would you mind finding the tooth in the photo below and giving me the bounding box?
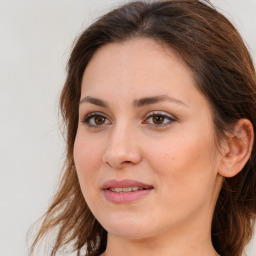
[111,188,123,192]
[110,187,144,192]
[123,187,133,192]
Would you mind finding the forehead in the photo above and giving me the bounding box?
[80,37,208,112]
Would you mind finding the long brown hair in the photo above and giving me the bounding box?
[30,1,256,255]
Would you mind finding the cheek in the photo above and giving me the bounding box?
[73,132,103,196]
[149,135,218,224]
[145,130,218,196]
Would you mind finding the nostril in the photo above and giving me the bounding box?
[122,161,132,164]
[102,144,142,168]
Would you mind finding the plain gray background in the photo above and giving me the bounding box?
[0,1,255,256]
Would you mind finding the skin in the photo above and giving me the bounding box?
[73,38,225,256]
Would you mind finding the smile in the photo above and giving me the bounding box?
[102,179,153,203]
[109,187,144,192]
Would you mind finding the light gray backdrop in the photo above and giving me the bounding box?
[0,1,255,256]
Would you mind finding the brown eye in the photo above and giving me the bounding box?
[152,115,165,124]
[94,115,106,125]
[82,112,111,127]
[143,112,176,127]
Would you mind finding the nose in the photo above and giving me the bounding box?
[102,124,142,169]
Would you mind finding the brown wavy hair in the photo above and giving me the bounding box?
[30,1,256,256]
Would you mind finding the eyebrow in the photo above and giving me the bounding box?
[133,95,188,108]
[79,95,188,108]
[79,96,109,107]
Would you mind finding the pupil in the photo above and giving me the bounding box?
[95,116,105,125]
[153,115,164,124]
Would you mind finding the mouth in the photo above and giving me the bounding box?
[101,179,154,203]
[108,186,146,193]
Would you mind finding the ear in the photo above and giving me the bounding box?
[218,119,254,178]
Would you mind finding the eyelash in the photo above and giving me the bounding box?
[82,112,111,128]
[143,111,176,127]
[81,111,176,128]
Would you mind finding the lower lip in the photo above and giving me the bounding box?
[103,189,152,203]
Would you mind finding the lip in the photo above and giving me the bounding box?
[101,179,154,203]
[101,179,153,190]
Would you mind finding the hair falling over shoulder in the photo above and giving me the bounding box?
[29,1,256,256]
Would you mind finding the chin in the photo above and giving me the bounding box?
[98,213,155,239]
[107,227,152,240]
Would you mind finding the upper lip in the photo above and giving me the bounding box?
[101,179,154,190]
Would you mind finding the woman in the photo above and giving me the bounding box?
[30,1,256,256]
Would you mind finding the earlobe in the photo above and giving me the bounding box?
[218,119,254,178]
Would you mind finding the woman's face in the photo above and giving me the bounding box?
[74,38,223,240]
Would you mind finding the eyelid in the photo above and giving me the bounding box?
[144,111,175,119]
[81,111,112,127]
[143,111,176,127]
